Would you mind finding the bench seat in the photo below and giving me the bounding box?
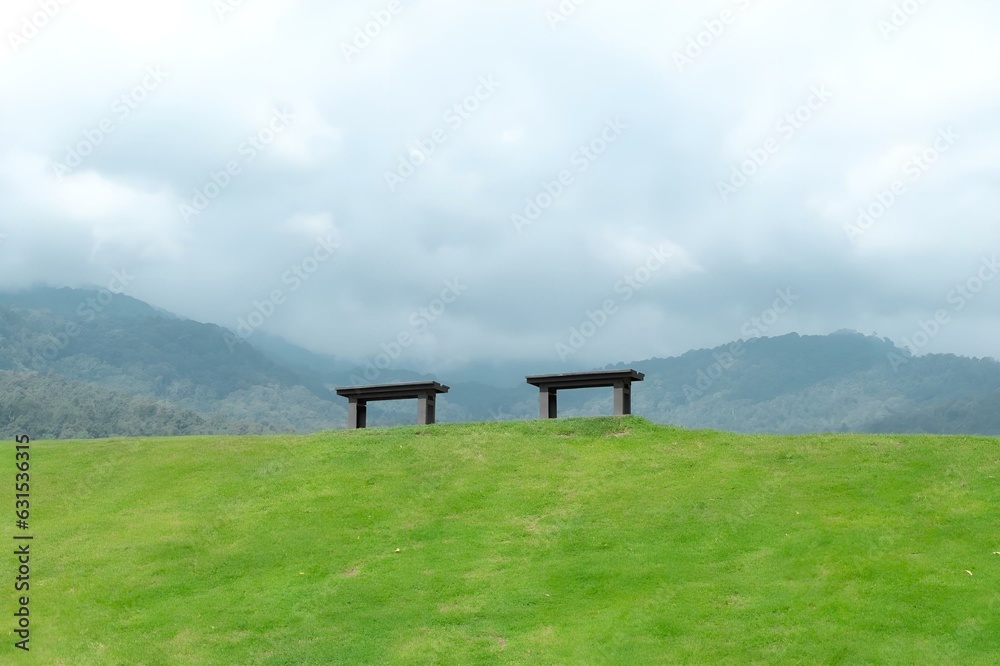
[335,381,449,429]
[525,369,644,418]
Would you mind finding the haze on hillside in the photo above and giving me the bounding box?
[2,0,998,374]
[3,288,999,438]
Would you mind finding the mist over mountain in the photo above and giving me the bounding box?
[1,287,998,438]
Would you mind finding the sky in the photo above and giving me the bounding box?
[1,0,999,373]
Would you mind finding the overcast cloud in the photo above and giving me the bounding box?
[1,0,998,372]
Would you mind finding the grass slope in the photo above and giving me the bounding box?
[9,417,1000,664]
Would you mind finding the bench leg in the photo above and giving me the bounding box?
[540,387,557,419]
[417,393,436,426]
[347,398,368,429]
[613,381,631,416]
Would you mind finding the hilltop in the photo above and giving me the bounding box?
[16,418,1000,663]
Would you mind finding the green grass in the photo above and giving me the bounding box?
[7,417,1000,664]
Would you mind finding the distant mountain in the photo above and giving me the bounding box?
[0,370,234,439]
[244,330,440,387]
[428,332,1000,435]
[625,333,1000,434]
[0,287,345,435]
[0,285,168,321]
[2,287,1000,437]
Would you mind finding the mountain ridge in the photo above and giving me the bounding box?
[1,286,999,437]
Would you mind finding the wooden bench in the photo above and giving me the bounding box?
[525,369,644,419]
[335,381,450,429]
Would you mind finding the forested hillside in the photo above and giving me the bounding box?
[624,333,1000,434]
[0,288,345,436]
[0,371,232,439]
[2,288,999,437]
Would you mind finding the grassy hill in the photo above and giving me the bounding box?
[10,418,1000,664]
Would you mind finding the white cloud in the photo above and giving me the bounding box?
[280,212,336,239]
[273,101,341,167]
[0,149,185,261]
[1,0,999,365]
